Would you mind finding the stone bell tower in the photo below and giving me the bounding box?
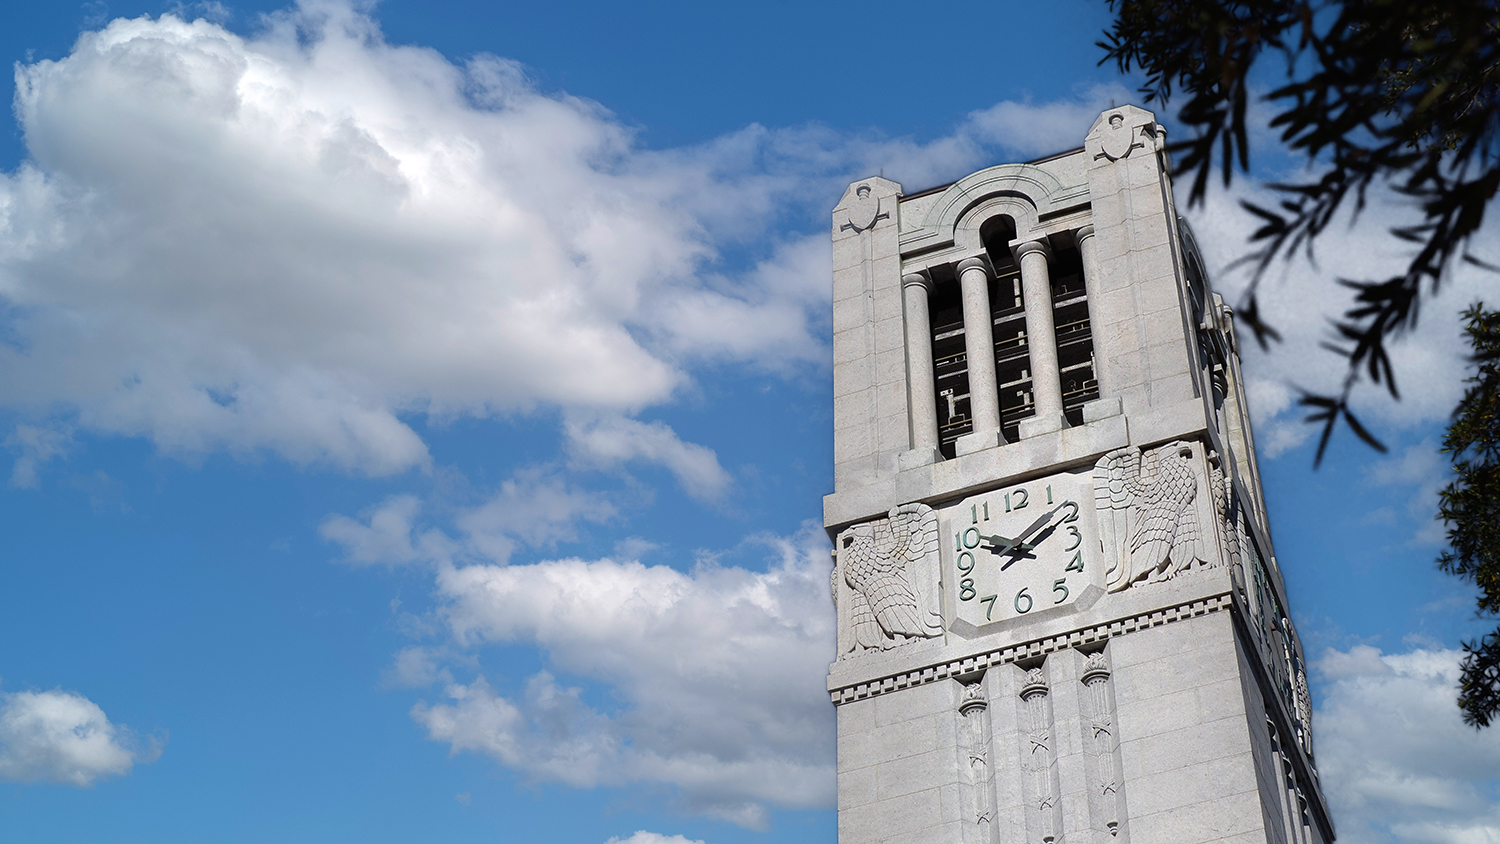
[825,105,1331,844]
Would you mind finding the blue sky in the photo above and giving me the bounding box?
[0,2,1497,843]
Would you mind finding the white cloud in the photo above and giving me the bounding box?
[321,468,616,566]
[382,645,458,689]
[319,494,440,566]
[964,83,1137,158]
[455,467,618,560]
[565,416,731,502]
[0,4,1144,479]
[0,688,160,786]
[604,833,706,844]
[1314,645,1500,843]
[411,524,836,828]
[0,5,829,476]
[645,235,832,370]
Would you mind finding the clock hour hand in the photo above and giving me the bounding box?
[979,531,1016,553]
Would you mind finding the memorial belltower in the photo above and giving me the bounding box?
[825,106,1331,844]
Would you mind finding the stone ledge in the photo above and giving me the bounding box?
[829,592,1234,705]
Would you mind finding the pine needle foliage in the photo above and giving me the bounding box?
[1439,305,1500,728]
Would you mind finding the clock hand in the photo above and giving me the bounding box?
[1006,504,1062,552]
[979,532,1016,553]
[999,551,1032,572]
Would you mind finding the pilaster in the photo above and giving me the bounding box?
[832,177,906,491]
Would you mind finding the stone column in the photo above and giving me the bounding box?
[902,273,940,463]
[956,257,1005,454]
[1016,240,1067,437]
[1075,225,1122,422]
[1074,226,1108,394]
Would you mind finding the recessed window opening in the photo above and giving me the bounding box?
[983,216,1034,443]
[928,263,968,460]
[1051,242,1098,426]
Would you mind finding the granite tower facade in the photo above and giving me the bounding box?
[825,106,1330,844]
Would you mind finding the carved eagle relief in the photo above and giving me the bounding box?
[1094,441,1209,592]
[832,502,944,655]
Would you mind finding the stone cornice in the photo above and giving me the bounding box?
[829,592,1233,703]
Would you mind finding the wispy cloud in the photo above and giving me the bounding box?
[564,415,731,503]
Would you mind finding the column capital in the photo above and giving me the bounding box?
[955,256,991,277]
[902,271,933,293]
[1075,224,1096,243]
[1012,239,1052,262]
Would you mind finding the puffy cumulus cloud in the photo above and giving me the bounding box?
[411,525,836,828]
[0,3,827,476]
[1182,179,1499,458]
[1314,645,1500,843]
[645,235,832,370]
[382,645,474,689]
[564,416,731,503]
[0,688,160,786]
[0,4,1142,479]
[604,833,706,844]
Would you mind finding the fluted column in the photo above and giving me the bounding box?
[1075,225,1112,399]
[1016,240,1067,436]
[902,273,940,457]
[956,257,1004,453]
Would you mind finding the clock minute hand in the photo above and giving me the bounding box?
[1007,504,1063,553]
[994,504,1066,571]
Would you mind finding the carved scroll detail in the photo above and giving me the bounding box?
[1094,441,1212,592]
[832,502,944,656]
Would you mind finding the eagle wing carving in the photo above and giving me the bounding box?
[835,503,943,653]
[1098,441,1205,592]
[1128,444,1198,579]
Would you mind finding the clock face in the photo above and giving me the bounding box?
[939,468,1104,634]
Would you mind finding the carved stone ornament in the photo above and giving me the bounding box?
[832,502,944,655]
[959,679,988,714]
[841,184,887,233]
[1097,111,1144,162]
[956,678,995,843]
[1094,441,1211,591]
[1295,664,1315,755]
